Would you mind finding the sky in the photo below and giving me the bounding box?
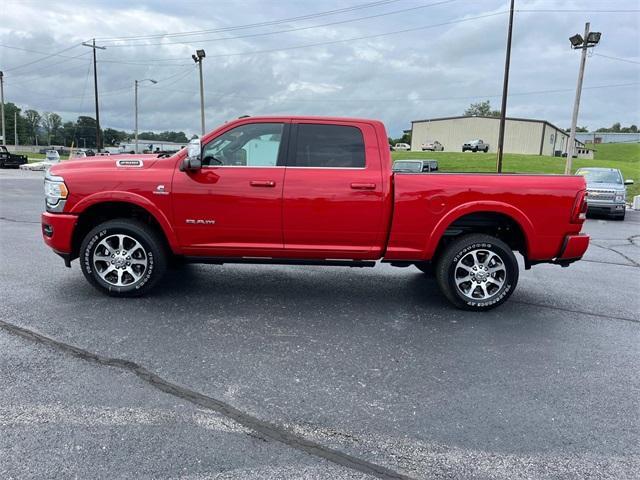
[1,0,639,137]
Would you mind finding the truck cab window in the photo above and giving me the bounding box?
[202,123,284,167]
[293,124,365,168]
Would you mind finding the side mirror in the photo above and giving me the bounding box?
[180,138,202,171]
[624,179,634,185]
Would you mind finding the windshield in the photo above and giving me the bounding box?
[576,169,622,184]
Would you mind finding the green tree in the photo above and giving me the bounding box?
[464,100,500,117]
[24,109,41,144]
[61,121,76,147]
[565,126,588,132]
[42,112,63,145]
[75,116,99,148]
[2,103,28,145]
[103,128,128,147]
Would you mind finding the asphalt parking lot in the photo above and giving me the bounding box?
[1,169,638,480]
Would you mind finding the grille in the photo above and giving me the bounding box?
[587,189,616,201]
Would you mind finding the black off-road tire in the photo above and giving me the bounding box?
[435,234,519,311]
[79,219,167,297]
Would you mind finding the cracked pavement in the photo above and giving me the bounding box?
[1,169,639,479]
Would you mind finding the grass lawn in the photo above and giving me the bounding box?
[392,143,640,198]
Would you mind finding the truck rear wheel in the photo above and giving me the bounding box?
[435,234,518,311]
[79,219,167,297]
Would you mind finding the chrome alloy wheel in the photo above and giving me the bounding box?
[92,234,148,287]
[454,249,507,301]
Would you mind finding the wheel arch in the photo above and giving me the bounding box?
[70,197,179,259]
[426,202,533,261]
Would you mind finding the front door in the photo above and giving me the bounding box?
[172,121,287,256]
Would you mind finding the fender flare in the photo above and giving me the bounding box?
[69,191,181,253]
[425,201,534,259]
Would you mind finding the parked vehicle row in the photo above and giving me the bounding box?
[391,139,489,152]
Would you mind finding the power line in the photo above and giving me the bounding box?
[1,43,84,72]
[12,66,196,101]
[148,81,640,103]
[140,11,509,62]
[103,0,458,48]
[516,8,640,13]
[593,53,640,65]
[95,0,403,42]
[4,52,92,80]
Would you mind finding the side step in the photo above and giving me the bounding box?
[183,257,377,268]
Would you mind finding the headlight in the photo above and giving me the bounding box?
[44,174,69,211]
[615,193,625,203]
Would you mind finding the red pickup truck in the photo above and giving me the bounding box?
[41,116,589,310]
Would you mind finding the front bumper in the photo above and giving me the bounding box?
[586,202,626,216]
[41,212,77,264]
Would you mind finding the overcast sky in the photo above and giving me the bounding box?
[1,0,639,137]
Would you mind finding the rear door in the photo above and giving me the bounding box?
[282,121,386,259]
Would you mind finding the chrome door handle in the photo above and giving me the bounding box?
[250,180,276,187]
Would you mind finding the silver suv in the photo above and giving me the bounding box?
[576,167,633,220]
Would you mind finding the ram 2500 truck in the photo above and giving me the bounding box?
[41,116,589,310]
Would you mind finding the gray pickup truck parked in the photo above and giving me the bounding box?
[576,167,633,220]
[462,139,489,152]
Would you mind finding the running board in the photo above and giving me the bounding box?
[183,257,377,268]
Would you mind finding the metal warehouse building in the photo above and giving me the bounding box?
[410,115,572,156]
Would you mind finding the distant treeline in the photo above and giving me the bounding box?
[1,102,189,148]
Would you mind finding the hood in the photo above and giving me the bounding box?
[585,182,625,191]
[49,154,162,176]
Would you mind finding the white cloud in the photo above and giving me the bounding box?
[1,0,638,136]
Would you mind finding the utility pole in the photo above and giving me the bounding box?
[496,0,515,173]
[192,49,206,136]
[565,23,600,174]
[82,39,106,151]
[0,71,5,146]
[134,78,157,153]
[14,111,18,147]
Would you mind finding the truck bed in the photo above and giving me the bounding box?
[384,173,586,262]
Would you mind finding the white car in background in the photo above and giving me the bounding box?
[45,150,61,162]
[421,140,444,151]
[20,149,62,171]
[393,143,411,151]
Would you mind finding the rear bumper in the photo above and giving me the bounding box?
[555,233,590,265]
[41,212,77,259]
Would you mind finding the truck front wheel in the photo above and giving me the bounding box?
[435,234,518,311]
[79,219,167,297]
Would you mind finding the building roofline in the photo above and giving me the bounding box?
[411,115,568,135]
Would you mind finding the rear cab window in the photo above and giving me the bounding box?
[290,124,365,168]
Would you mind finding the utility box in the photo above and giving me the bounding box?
[633,196,640,211]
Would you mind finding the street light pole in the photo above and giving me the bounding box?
[192,49,206,136]
[496,0,515,173]
[0,71,5,146]
[134,78,157,153]
[565,22,592,175]
[135,80,138,154]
